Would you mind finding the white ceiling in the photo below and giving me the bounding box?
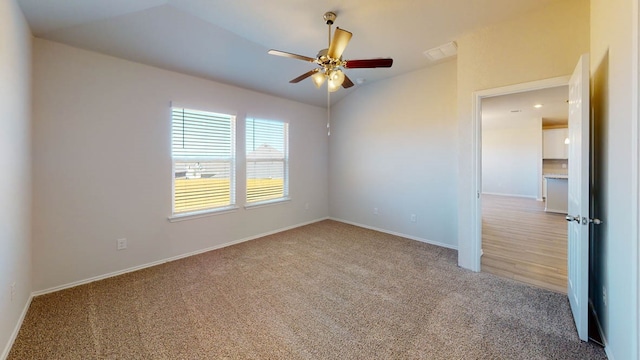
[482,86,569,130]
[17,0,564,108]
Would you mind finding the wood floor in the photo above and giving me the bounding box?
[481,194,568,293]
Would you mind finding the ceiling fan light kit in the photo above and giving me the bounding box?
[327,69,346,92]
[267,11,394,136]
[268,11,393,92]
[311,71,326,88]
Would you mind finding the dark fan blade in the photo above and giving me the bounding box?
[268,49,316,62]
[344,58,393,68]
[327,27,352,59]
[290,69,319,83]
[342,74,354,88]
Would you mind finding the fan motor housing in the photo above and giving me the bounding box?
[316,48,344,68]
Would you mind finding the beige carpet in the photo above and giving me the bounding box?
[9,220,606,359]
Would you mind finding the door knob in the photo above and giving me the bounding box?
[565,215,581,223]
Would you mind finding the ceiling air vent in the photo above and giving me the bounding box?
[423,41,458,62]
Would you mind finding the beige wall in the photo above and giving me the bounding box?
[0,0,32,357]
[590,0,639,358]
[31,39,329,292]
[482,117,542,199]
[329,61,458,248]
[456,0,590,268]
[11,0,639,358]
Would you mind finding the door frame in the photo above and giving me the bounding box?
[471,76,571,272]
[633,0,640,354]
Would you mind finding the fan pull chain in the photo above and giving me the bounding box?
[327,85,331,136]
[326,13,332,137]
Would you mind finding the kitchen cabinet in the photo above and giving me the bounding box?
[544,175,568,213]
[543,128,569,159]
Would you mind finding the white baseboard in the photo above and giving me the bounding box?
[482,192,538,200]
[589,299,612,359]
[604,343,613,359]
[1,294,33,360]
[32,217,329,297]
[329,217,458,250]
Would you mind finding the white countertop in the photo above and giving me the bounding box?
[544,174,568,179]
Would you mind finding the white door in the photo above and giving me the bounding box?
[566,53,590,341]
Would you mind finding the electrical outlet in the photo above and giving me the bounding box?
[373,207,379,215]
[410,214,417,223]
[10,282,15,302]
[117,238,127,250]
[562,163,567,169]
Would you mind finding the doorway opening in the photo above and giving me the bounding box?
[473,76,570,293]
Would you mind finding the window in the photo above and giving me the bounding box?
[171,107,236,216]
[246,118,289,205]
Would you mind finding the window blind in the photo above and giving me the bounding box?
[172,107,236,214]
[246,118,289,204]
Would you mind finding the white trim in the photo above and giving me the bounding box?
[470,76,571,272]
[474,76,571,98]
[1,295,33,360]
[590,299,612,359]
[244,197,291,209]
[168,205,239,222]
[481,192,539,200]
[633,0,640,357]
[329,217,458,250]
[32,217,329,296]
[470,91,481,271]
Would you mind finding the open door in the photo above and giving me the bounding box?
[566,53,590,341]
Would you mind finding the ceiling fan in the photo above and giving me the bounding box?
[268,11,393,92]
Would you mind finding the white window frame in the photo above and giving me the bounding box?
[169,106,237,221]
[245,118,290,208]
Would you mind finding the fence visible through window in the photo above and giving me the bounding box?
[246,118,289,204]
[171,107,236,215]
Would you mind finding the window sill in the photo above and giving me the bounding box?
[168,205,239,222]
[244,197,291,210]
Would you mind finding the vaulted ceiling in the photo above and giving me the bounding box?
[17,0,564,107]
